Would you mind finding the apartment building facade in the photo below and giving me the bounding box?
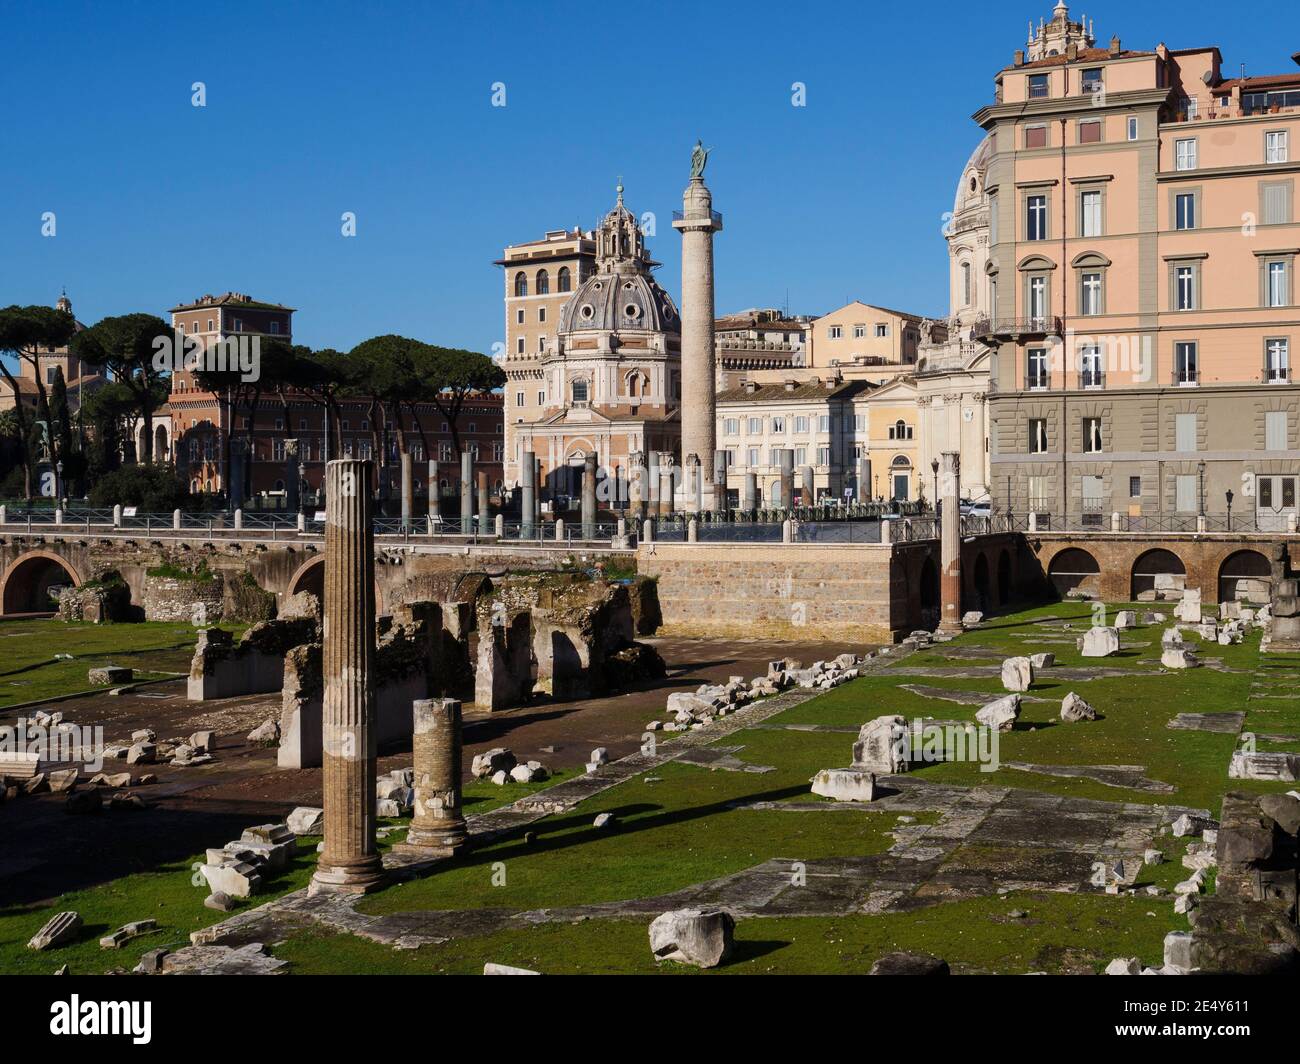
[978,3,1300,529]
[805,300,926,382]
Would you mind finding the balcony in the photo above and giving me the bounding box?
[971,316,1063,343]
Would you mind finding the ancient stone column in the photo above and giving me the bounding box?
[427,460,440,520]
[658,453,675,516]
[856,457,872,504]
[775,449,794,510]
[399,449,413,530]
[460,450,473,530]
[533,456,543,527]
[520,449,536,539]
[939,451,963,632]
[673,171,722,510]
[798,464,815,508]
[399,698,467,855]
[683,453,702,515]
[311,458,385,895]
[713,450,729,513]
[581,452,597,539]
[285,438,301,513]
[742,471,758,511]
[628,451,646,523]
[477,471,489,533]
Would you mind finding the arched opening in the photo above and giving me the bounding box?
[557,266,571,293]
[513,272,528,298]
[1131,548,1186,601]
[997,549,1012,605]
[535,269,549,295]
[890,455,911,501]
[154,424,169,459]
[1218,550,1271,605]
[288,558,324,603]
[1047,547,1100,598]
[919,556,940,623]
[973,553,991,612]
[1,552,81,615]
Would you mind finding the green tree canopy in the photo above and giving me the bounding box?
[70,313,172,463]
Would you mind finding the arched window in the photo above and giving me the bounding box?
[514,272,528,297]
[558,266,571,293]
[572,379,589,404]
[961,262,972,306]
[535,269,549,295]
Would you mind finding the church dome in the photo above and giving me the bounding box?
[558,183,680,339]
[952,134,994,216]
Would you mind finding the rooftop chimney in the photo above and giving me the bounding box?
[1109,35,1121,57]
[1014,49,1025,66]
[783,379,798,392]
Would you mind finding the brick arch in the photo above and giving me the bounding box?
[0,550,84,616]
[286,556,384,615]
[1214,547,1272,605]
[1130,547,1188,601]
[1042,544,1102,598]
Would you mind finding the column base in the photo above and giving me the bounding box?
[309,857,387,895]
[395,822,468,855]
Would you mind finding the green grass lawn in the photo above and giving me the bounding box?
[0,618,240,709]
[2,601,1292,975]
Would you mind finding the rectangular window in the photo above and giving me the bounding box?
[828,325,842,339]
[853,324,866,338]
[1267,261,1288,307]
[1262,182,1292,225]
[1026,347,1049,389]
[1266,131,1289,164]
[1127,116,1139,141]
[1078,119,1102,144]
[1175,342,1198,386]
[1081,68,1103,95]
[817,446,830,465]
[794,416,810,433]
[516,308,524,324]
[1081,272,1102,316]
[1080,190,1102,236]
[516,337,525,354]
[1266,410,1288,451]
[1175,474,1197,513]
[1083,417,1103,453]
[1079,344,1103,387]
[537,390,545,405]
[1028,74,1049,99]
[1028,418,1048,453]
[515,391,524,407]
[771,416,785,434]
[1082,475,1104,512]
[875,324,888,338]
[1027,195,1047,240]
[1025,125,1048,149]
[747,447,760,466]
[1175,192,1196,230]
[818,415,831,432]
[1129,475,1142,498]
[1266,338,1290,382]
[793,447,807,465]
[989,193,999,244]
[1175,138,1197,171]
[723,418,739,435]
[1175,265,1196,311]
[1027,475,1048,511]
[1028,275,1047,323]
[747,417,762,435]
[538,307,546,323]
[1176,412,1198,451]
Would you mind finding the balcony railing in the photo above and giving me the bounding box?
[971,316,1063,342]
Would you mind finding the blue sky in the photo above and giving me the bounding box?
[0,0,1290,356]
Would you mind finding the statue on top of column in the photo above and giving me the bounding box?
[690,139,711,179]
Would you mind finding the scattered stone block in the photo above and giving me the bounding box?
[976,694,1020,732]
[592,812,617,829]
[961,611,983,627]
[204,892,236,912]
[1161,647,1199,669]
[1000,656,1034,692]
[1029,652,1055,669]
[1105,957,1141,975]
[869,951,950,975]
[287,806,324,835]
[1172,813,1217,838]
[89,666,132,685]
[1229,751,1300,782]
[99,919,158,950]
[47,768,78,793]
[1080,626,1120,657]
[247,719,279,744]
[852,715,909,774]
[63,790,102,815]
[471,748,516,779]
[810,767,876,803]
[483,963,540,975]
[135,948,169,973]
[200,858,262,898]
[189,730,216,753]
[1114,611,1137,629]
[1174,893,1198,915]
[649,909,734,968]
[126,742,156,765]
[27,912,81,951]
[1060,691,1097,722]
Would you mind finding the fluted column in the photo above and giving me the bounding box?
[427,460,440,520]
[311,458,385,895]
[940,451,963,632]
[628,450,646,523]
[460,450,473,530]
[477,471,489,533]
[581,452,597,539]
[399,698,467,855]
[520,449,536,539]
[657,453,675,516]
[775,449,794,511]
[399,450,413,530]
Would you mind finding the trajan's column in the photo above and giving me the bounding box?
[673,140,723,510]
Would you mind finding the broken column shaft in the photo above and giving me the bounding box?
[400,697,468,854]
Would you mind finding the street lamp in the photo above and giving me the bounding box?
[1225,488,1234,532]
[1197,460,1206,517]
[931,457,939,514]
[55,460,63,505]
